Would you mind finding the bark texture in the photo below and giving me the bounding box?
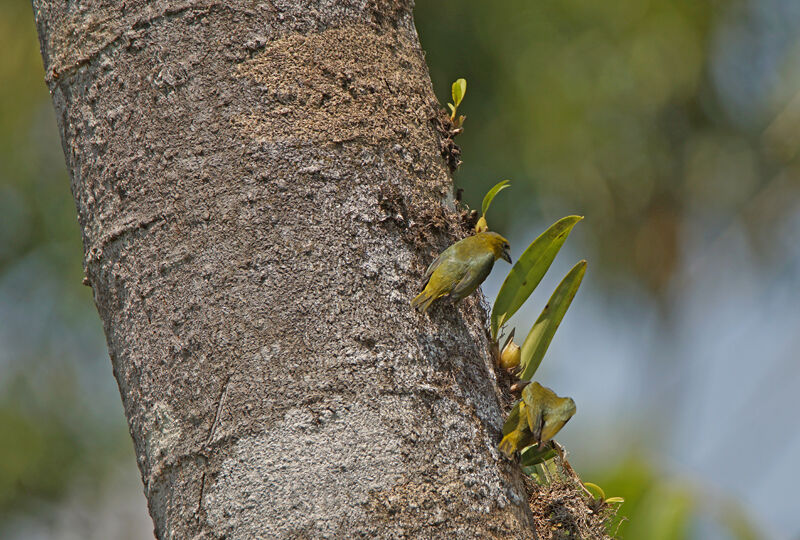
[34,1,555,538]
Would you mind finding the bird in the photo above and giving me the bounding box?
[498,382,576,458]
[498,400,537,458]
[411,231,511,312]
[522,382,576,446]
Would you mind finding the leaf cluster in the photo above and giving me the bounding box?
[478,182,626,509]
[474,183,590,471]
[447,78,467,128]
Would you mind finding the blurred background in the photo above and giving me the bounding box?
[1,0,798,538]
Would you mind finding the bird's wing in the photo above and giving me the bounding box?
[502,401,524,436]
[422,252,446,282]
[540,418,568,443]
[526,404,545,446]
[450,252,494,301]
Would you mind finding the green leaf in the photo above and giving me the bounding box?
[523,459,560,485]
[481,180,511,217]
[517,260,587,380]
[490,216,582,339]
[583,482,606,501]
[605,497,625,504]
[451,78,467,107]
[447,103,456,116]
[520,443,557,468]
[501,400,522,436]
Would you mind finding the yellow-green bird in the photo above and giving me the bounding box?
[522,382,576,445]
[498,382,576,458]
[498,401,537,458]
[411,231,511,312]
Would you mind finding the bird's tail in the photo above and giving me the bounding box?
[411,289,439,312]
[498,431,523,459]
[498,429,535,459]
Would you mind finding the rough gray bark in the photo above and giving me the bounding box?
[33,1,546,538]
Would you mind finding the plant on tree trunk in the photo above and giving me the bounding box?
[33,1,613,537]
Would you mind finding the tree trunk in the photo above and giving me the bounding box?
[33,1,545,537]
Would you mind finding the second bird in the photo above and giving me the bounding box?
[411,231,511,312]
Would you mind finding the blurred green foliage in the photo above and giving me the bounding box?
[417,0,797,295]
[588,454,762,539]
[0,0,82,283]
[0,0,131,528]
[0,372,133,518]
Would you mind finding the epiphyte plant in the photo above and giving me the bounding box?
[448,78,467,129]
[498,328,521,371]
[491,215,583,342]
[466,181,585,470]
[513,259,586,381]
[583,482,625,510]
[475,179,510,233]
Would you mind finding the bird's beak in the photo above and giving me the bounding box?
[502,249,512,264]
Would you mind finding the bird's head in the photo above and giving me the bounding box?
[483,232,512,263]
